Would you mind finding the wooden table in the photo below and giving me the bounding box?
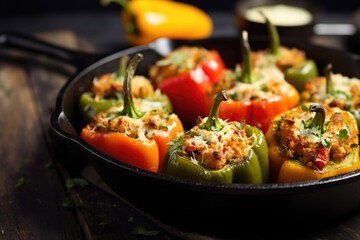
[2,30,360,240]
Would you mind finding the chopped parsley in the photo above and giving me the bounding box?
[337,129,349,141]
[15,176,30,189]
[62,197,81,209]
[301,104,309,111]
[321,137,330,148]
[131,226,159,237]
[156,51,189,67]
[65,177,89,193]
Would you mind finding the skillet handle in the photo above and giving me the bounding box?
[0,31,104,69]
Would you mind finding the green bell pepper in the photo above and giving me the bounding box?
[284,59,319,92]
[79,91,172,124]
[78,56,172,124]
[163,91,269,184]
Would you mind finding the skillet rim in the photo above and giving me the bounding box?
[50,36,360,195]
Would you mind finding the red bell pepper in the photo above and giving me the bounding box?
[209,31,300,133]
[149,46,225,128]
[81,53,184,173]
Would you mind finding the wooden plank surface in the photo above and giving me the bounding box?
[0,54,83,239]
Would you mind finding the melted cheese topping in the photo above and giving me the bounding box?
[301,73,360,109]
[149,46,214,84]
[92,74,154,100]
[274,105,358,165]
[181,118,253,170]
[252,46,306,70]
[227,65,291,100]
[89,101,177,144]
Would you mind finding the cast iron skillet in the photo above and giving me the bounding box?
[3,32,360,234]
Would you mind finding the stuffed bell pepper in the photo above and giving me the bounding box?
[301,64,360,128]
[79,55,171,124]
[81,53,184,173]
[163,91,269,184]
[266,102,360,183]
[211,31,300,133]
[149,45,226,128]
[251,12,318,92]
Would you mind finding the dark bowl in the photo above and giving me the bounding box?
[50,36,360,235]
[235,0,320,38]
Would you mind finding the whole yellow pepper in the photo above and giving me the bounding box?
[101,0,213,46]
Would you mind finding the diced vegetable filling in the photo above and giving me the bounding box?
[274,105,358,169]
[181,118,253,170]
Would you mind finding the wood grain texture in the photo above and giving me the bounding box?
[0,59,83,239]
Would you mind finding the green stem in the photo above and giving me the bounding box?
[325,63,335,95]
[100,0,130,12]
[119,53,144,119]
[116,55,130,79]
[202,91,227,131]
[309,103,325,137]
[100,0,138,34]
[240,31,254,83]
[259,11,280,56]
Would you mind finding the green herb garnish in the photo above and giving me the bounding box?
[337,129,349,141]
[65,177,89,193]
[15,176,30,189]
[131,226,160,237]
[62,197,81,209]
[301,104,309,112]
[156,52,190,67]
[99,221,108,230]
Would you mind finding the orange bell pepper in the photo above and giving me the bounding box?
[82,113,183,172]
[101,0,213,46]
[153,116,183,172]
[81,129,160,172]
[210,31,299,133]
[266,103,360,183]
[81,53,184,172]
[219,93,299,133]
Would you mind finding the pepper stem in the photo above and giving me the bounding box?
[202,91,227,131]
[309,103,325,137]
[240,31,254,83]
[325,63,335,95]
[119,53,144,119]
[100,0,138,34]
[259,11,280,56]
[116,55,130,79]
[100,0,130,11]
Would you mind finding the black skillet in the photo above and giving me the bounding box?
[2,32,360,235]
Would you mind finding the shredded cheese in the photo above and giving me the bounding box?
[182,118,253,170]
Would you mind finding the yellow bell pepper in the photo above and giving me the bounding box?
[101,0,213,46]
[266,103,360,183]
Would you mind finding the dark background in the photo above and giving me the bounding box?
[0,0,358,54]
[0,0,358,14]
